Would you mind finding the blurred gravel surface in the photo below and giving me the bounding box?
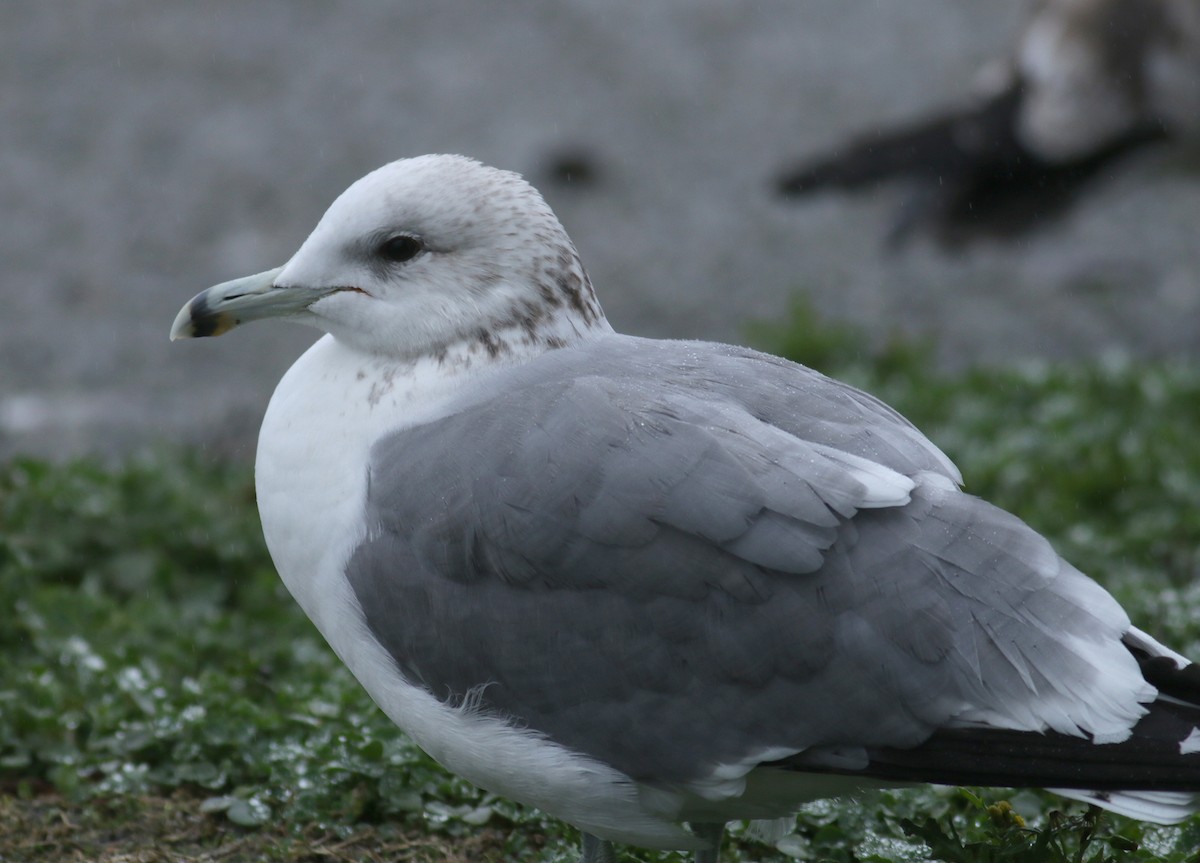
[3,1,1197,458]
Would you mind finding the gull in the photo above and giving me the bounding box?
[774,0,1200,247]
[172,154,1200,862]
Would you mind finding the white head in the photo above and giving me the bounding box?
[171,154,607,359]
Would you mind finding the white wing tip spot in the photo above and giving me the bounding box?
[1179,727,1200,755]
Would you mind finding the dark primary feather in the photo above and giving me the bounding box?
[791,642,1200,792]
[344,336,1157,789]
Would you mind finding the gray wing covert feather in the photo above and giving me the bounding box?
[345,340,1134,785]
[687,343,962,486]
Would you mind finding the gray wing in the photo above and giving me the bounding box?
[346,338,1141,786]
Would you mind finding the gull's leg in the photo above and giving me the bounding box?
[580,833,616,863]
[689,822,725,863]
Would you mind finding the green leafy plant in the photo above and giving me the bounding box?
[3,298,1200,860]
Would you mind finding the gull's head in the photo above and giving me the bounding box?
[171,154,606,358]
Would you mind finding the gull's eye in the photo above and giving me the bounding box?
[378,234,424,263]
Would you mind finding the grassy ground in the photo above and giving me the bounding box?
[5,304,1200,861]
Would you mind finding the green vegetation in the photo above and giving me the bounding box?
[4,299,1200,860]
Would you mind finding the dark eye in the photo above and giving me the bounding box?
[379,234,424,263]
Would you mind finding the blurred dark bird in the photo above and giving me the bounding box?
[775,0,1200,247]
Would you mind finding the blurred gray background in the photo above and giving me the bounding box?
[3,1,1198,460]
